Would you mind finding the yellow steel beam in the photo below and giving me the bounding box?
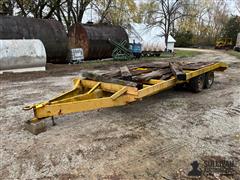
[111,87,127,100]
[73,78,81,88]
[33,95,137,119]
[48,80,83,103]
[80,79,138,95]
[147,79,166,85]
[23,84,83,111]
[143,84,151,88]
[51,89,104,104]
[184,62,227,80]
[138,77,177,98]
[138,62,227,98]
[86,82,101,94]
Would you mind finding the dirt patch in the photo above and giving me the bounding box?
[0,50,239,179]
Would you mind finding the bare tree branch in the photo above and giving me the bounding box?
[236,0,240,13]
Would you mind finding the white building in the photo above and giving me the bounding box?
[167,35,176,52]
[126,23,176,53]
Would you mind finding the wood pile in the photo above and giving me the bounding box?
[81,61,214,88]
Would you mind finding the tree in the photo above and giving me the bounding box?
[91,0,114,23]
[221,16,240,44]
[0,0,14,15]
[236,0,240,13]
[92,0,137,26]
[174,30,193,47]
[138,1,159,24]
[55,0,93,28]
[176,0,229,46]
[14,0,62,18]
[13,0,93,28]
[208,0,229,38]
[139,0,185,47]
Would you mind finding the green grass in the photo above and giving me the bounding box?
[75,50,202,68]
[226,50,240,59]
[174,50,202,58]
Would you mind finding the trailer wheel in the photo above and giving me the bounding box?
[189,75,205,93]
[204,71,214,89]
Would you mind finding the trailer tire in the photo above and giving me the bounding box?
[189,75,205,93]
[204,71,214,89]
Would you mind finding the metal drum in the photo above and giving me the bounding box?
[68,23,129,60]
[0,16,68,63]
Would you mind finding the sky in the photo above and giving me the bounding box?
[227,0,239,15]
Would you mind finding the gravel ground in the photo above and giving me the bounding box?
[0,50,239,179]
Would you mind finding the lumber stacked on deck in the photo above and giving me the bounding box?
[81,61,214,88]
[182,62,215,70]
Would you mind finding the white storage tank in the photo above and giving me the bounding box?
[126,23,176,55]
[0,39,46,74]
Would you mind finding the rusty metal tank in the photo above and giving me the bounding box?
[68,23,129,60]
[0,16,68,63]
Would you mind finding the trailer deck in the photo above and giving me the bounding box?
[24,62,227,134]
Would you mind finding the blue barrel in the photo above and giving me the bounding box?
[130,43,142,58]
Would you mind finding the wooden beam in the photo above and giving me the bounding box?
[138,62,170,69]
[82,71,138,87]
[120,66,132,81]
[120,66,132,77]
[169,62,186,80]
[182,62,215,70]
[133,68,171,81]
[160,73,173,80]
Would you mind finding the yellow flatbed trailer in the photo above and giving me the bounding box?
[24,62,227,134]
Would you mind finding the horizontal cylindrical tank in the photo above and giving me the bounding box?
[0,40,46,73]
[142,42,165,52]
[0,16,68,63]
[68,23,129,60]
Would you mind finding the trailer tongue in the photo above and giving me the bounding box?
[23,61,227,135]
